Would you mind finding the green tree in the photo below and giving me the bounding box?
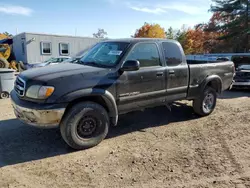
[165,27,175,39]
[174,25,188,49]
[210,0,250,52]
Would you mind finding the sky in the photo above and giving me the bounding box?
[0,0,213,38]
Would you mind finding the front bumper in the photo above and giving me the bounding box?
[232,82,250,86]
[10,91,66,128]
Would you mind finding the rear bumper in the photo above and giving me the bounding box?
[10,91,66,128]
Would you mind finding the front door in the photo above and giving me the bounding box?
[117,42,166,113]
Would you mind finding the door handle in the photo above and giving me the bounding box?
[156,72,164,77]
[169,70,175,75]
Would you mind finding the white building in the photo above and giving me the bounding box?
[13,32,102,64]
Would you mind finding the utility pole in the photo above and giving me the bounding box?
[75,28,77,36]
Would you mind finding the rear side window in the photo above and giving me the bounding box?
[126,43,161,67]
[162,42,183,66]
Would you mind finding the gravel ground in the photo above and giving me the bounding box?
[0,90,250,188]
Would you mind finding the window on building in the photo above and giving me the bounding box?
[60,43,69,55]
[41,42,52,54]
[162,42,183,66]
[126,43,161,67]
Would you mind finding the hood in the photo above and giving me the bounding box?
[20,63,109,82]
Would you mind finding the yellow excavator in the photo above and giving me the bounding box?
[0,34,23,71]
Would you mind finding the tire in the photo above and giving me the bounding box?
[0,92,9,99]
[193,87,217,116]
[0,57,9,68]
[60,102,109,150]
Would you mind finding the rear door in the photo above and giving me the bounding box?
[161,42,189,101]
[117,42,166,112]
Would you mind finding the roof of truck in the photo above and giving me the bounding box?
[103,38,178,43]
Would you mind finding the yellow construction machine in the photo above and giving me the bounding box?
[0,34,23,71]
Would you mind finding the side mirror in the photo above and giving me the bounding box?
[120,60,140,72]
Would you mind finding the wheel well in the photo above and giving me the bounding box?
[65,96,109,115]
[207,80,221,93]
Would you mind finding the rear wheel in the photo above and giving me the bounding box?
[0,57,9,68]
[60,102,109,150]
[193,87,217,116]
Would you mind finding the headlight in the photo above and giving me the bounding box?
[26,85,55,99]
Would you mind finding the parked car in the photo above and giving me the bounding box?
[24,57,71,69]
[232,64,250,89]
[10,39,235,150]
[62,56,82,64]
[62,49,89,64]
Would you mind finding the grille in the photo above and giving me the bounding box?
[15,76,26,96]
[234,72,250,80]
[234,79,249,82]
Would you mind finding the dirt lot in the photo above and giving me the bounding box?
[0,90,250,188]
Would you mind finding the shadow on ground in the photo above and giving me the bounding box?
[220,90,250,99]
[107,102,197,139]
[0,102,198,167]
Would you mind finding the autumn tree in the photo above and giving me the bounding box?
[183,28,205,54]
[2,32,13,38]
[93,28,107,38]
[0,32,12,40]
[201,13,231,53]
[133,22,166,38]
[210,0,250,52]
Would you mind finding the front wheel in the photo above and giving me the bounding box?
[193,87,217,116]
[60,102,109,150]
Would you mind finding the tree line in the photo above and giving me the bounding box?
[133,0,250,54]
[2,0,249,54]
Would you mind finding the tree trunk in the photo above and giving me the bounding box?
[245,0,249,52]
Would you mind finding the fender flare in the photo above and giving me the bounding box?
[57,88,118,126]
[201,75,223,94]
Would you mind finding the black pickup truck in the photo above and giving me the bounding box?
[11,39,234,150]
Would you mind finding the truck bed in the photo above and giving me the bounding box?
[187,61,234,99]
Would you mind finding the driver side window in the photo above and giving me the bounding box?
[126,43,161,67]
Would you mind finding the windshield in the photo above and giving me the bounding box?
[75,48,90,57]
[238,64,250,70]
[63,49,90,64]
[80,42,130,68]
[232,56,250,67]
